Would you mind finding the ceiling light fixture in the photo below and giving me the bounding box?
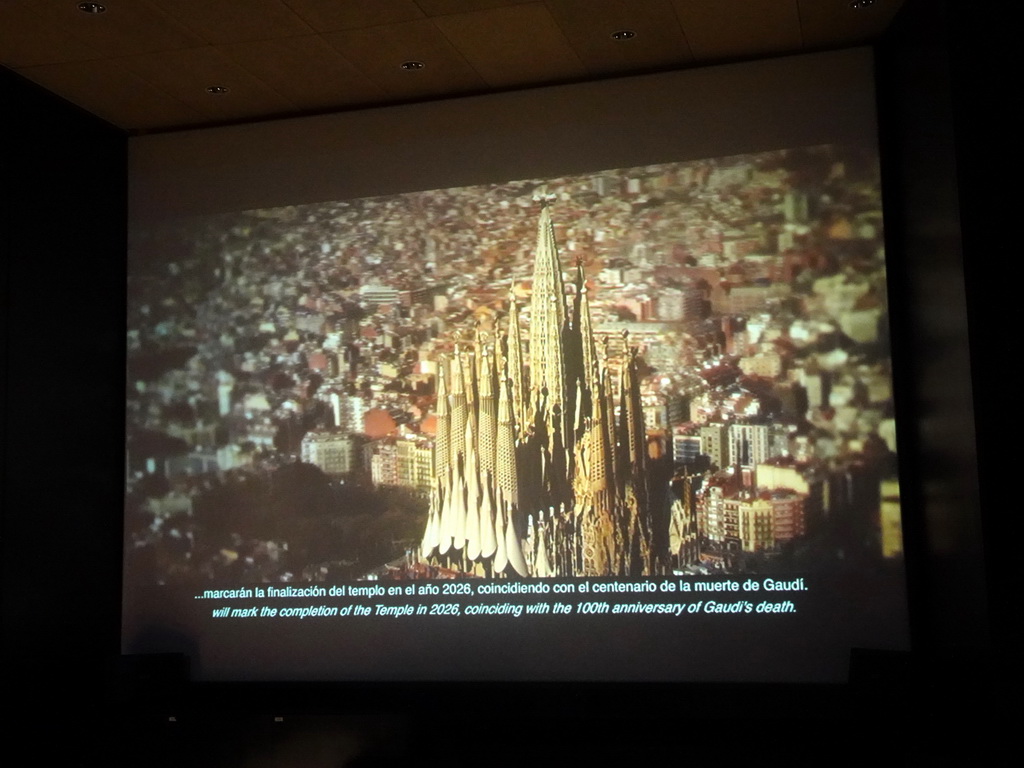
[611,30,636,40]
[849,0,876,8]
[77,2,106,13]
[400,61,425,71]
[206,85,230,95]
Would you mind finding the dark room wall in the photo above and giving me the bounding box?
[1,66,126,731]
[876,0,1009,659]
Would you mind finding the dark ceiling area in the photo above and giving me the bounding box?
[2,0,902,133]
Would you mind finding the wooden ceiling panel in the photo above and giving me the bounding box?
[220,35,387,112]
[119,46,296,123]
[16,58,202,130]
[283,0,425,32]
[797,0,904,50]
[433,3,586,88]
[546,0,692,75]
[1,0,905,132]
[670,0,802,61]
[148,1,313,44]
[415,0,533,15]
[0,3,99,67]
[21,0,204,57]
[323,19,486,99]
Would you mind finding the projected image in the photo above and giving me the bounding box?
[126,145,899,586]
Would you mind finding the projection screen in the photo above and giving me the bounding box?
[124,48,909,682]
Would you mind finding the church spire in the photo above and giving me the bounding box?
[496,372,528,576]
[477,346,498,561]
[506,288,527,437]
[578,265,599,395]
[422,358,450,557]
[528,204,567,429]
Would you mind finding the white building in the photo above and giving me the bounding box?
[359,283,401,305]
[728,423,771,469]
[300,431,357,476]
[699,424,728,469]
[329,392,365,433]
[367,436,433,493]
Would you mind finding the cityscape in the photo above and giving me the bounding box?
[125,144,903,586]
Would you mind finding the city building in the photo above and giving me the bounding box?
[881,478,902,558]
[367,436,434,495]
[729,423,771,469]
[739,352,783,378]
[329,392,365,434]
[700,423,728,469]
[300,430,357,477]
[697,480,807,554]
[672,431,702,466]
[358,283,401,305]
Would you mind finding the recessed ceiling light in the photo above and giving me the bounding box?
[611,30,636,41]
[400,61,425,71]
[206,85,230,95]
[77,2,106,13]
[849,0,876,8]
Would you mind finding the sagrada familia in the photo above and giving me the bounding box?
[420,201,655,577]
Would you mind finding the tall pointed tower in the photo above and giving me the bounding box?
[528,203,568,435]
